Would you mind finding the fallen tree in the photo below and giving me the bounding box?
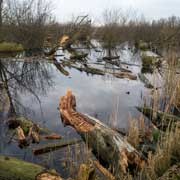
[59,90,146,179]
[137,106,180,130]
[32,139,82,155]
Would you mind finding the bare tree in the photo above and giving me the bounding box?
[3,0,52,51]
[0,0,2,27]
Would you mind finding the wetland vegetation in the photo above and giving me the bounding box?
[0,0,180,180]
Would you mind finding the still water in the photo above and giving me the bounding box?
[0,47,149,178]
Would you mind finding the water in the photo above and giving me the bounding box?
[0,47,149,178]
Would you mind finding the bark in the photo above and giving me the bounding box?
[59,90,146,179]
[32,139,82,155]
[93,160,115,180]
[42,133,62,140]
[0,0,2,34]
[16,126,26,143]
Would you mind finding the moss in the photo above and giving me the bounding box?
[15,116,50,135]
[0,42,24,52]
[0,155,44,180]
[141,53,156,73]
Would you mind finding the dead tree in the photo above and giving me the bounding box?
[59,90,146,179]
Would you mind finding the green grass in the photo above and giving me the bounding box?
[0,42,24,52]
[141,53,157,73]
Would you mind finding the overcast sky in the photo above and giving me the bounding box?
[52,0,180,23]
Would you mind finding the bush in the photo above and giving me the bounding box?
[0,42,24,52]
[141,53,156,73]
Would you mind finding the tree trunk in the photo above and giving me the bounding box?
[59,90,146,179]
[0,0,3,40]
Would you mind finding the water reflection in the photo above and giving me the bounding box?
[0,48,146,176]
[0,60,54,117]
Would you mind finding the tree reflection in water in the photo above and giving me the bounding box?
[0,59,54,117]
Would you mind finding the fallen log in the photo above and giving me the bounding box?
[32,139,82,155]
[0,155,62,180]
[59,90,146,179]
[42,133,62,140]
[113,72,137,80]
[61,61,105,76]
[136,107,180,129]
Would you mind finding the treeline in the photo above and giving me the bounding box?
[0,1,180,52]
[95,9,180,53]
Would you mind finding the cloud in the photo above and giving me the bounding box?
[52,0,180,22]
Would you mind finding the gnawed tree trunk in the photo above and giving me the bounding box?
[59,90,146,179]
[0,155,62,180]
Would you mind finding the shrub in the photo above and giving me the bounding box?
[0,42,24,52]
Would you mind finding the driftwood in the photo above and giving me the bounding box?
[59,90,146,179]
[42,133,62,140]
[113,72,137,80]
[32,139,81,155]
[0,155,62,180]
[137,107,180,129]
[61,60,105,76]
[60,60,137,80]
